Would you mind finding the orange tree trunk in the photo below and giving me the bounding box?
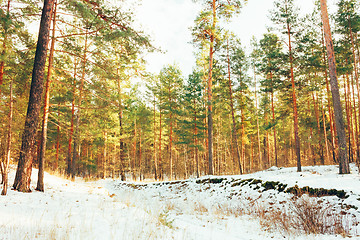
[320,0,349,174]
[13,0,55,192]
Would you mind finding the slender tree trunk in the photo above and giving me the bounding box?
[308,99,315,165]
[153,96,158,180]
[349,22,360,164]
[117,76,126,181]
[2,79,12,195]
[254,66,262,170]
[0,0,11,95]
[103,131,107,178]
[271,90,278,167]
[133,115,137,180]
[286,18,301,172]
[159,106,162,180]
[139,129,142,180]
[71,30,88,180]
[351,72,360,164]
[312,93,324,165]
[320,0,349,174]
[344,74,354,163]
[169,112,173,180]
[13,0,55,192]
[55,105,60,170]
[226,38,242,174]
[207,0,216,175]
[250,136,254,171]
[36,1,57,191]
[194,98,200,178]
[67,62,76,177]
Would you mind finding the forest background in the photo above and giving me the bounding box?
[0,0,359,190]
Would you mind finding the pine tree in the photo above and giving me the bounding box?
[320,0,350,174]
[13,0,55,192]
[158,65,183,179]
[192,0,245,175]
[271,0,302,171]
[177,71,206,177]
[258,33,282,167]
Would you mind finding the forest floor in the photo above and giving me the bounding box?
[0,164,360,239]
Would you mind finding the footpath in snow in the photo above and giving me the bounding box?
[1,164,360,239]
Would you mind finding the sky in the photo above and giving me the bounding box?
[128,0,338,77]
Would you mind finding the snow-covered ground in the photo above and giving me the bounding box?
[1,164,360,239]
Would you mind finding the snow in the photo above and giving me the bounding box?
[1,164,359,239]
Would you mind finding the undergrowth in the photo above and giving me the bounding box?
[253,195,352,237]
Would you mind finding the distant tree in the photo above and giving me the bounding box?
[177,71,206,177]
[258,33,282,167]
[271,0,302,172]
[192,0,245,175]
[158,65,183,179]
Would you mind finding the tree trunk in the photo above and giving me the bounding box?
[254,66,262,170]
[13,0,55,192]
[226,38,242,174]
[321,26,337,164]
[117,76,126,181]
[2,79,12,195]
[286,16,301,172]
[348,21,360,164]
[55,106,60,171]
[351,72,360,164]
[66,63,76,177]
[103,131,107,179]
[320,0,349,174]
[312,93,324,165]
[194,98,200,178]
[139,128,142,180]
[169,111,173,180]
[271,90,278,167]
[133,114,137,180]
[153,96,157,180]
[159,106,162,180]
[0,0,11,95]
[344,74,354,163]
[36,0,57,192]
[71,30,88,180]
[207,0,216,175]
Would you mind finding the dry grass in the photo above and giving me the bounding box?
[252,196,352,237]
[213,202,245,218]
[193,201,209,213]
[290,197,350,236]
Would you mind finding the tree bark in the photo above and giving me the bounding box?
[36,0,57,192]
[270,83,278,167]
[117,75,126,181]
[55,105,60,170]
[71,30,88,180]
[207,0,216,175]
[66,62,76,177]
[254,66,262,170]
[194,98,200,178]
[226,38,242,174]
[159,104,162,180]
[2,79,12,195]
[321,27,337,163]
[286,11,301,172]
[153,96,158,180]
[0,0,11,95]
[320,0,349,174]
[13,0,55,192]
